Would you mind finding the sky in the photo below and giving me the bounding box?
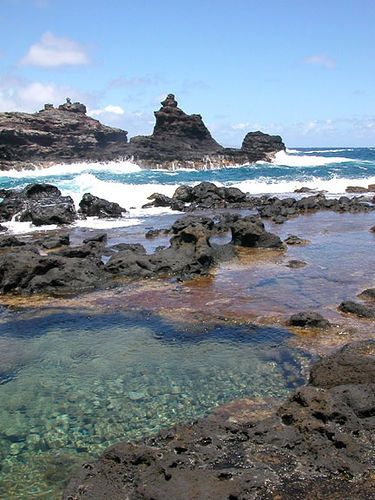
[0,0,374,147]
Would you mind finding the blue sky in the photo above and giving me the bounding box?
[0,0,374,147]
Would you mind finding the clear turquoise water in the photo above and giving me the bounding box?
[0,309,310,498]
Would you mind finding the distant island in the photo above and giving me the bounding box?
[0,94,285,170]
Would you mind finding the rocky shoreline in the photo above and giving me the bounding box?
[63,340,375,499]
[0,178,375,498]
[0,94,285,170]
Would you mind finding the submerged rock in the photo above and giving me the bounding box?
[338,300,375,318]
[288,311,330,328]
[284,235,309,245]
[358,288,375,302]
[63,340,375,499]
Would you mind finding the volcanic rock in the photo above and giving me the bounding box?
[338,300,375,318]
[0,183,77,225]
[358,288,375,302]
[230,216,283,248]
[79,193,125,218]
[0,246,104,295]
[288,311,331,328]
[241,130,285,161]
[0,99,128,165]
[0,95,286,170]
[63,340,375,499]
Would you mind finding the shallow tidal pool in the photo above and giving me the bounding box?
[0,309,310,498]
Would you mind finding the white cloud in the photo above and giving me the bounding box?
[20,32,90,67]
[303,54,336,69]
[0,76,87,112]
[90,105,125,117]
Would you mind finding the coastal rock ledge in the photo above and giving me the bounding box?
[64,340,375,500]
[0,95,285,170]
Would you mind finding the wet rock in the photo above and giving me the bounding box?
[338,300,375,318]
[230,216,283,248]
[111,243,146,254]
[288,311,331,328]
[0,235,26,247]
[370,226,375,233]
[241,131,285,161]
[64,340,375,500]
[172,185,194,203]
[284,235,309,245]
[309,340,375,388]
[0,247,104,295]
[79,193,125,218]
[83,232,107,244]
[143,193,173,208]
[41,234,70,250]
[286,260,307,269]
[145,228,169,239]
[358,288,375,302]
[0,224,8,232]
[0,183,77,225]
[345,186,368,193]
[17,195,76,225]
[294,186,315,193]
[368,184,375,192]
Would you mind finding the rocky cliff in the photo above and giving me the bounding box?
[0,95,285,170]
[0,100,128,168]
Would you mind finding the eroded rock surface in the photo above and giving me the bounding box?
[0,214,283,295]
[0,100,128,166]
[0,96,285,170]
[63,340,375,499]
[0,183,77,225]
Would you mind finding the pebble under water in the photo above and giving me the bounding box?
[0,309,311,498]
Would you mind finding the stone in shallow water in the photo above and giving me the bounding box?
[288,311,330,329]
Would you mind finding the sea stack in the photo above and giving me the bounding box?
[0,94,285,170]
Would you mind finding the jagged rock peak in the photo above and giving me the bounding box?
[161,94,178,108]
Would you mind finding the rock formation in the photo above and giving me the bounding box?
[63,340,375,499]
[0,99,128,167]
[0,95,285,170]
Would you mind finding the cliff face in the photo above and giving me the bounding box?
[0,95,285,170]
[127,94,223,164]
[0,101,128,167]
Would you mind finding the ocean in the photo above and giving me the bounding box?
[0,147,374,233]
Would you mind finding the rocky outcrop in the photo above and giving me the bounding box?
[63,340,375,499]
[0,95,285,170]
[0,244,104,295]
[79,193,126,218]
[143,182,375,218]
[0,214,283,295]
[241,130,285,161]
[0,100,128,167]
[288,311,331,328]
[0,183,77,225]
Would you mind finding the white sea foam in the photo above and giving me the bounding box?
[232,175,375,196]
[63,173,179,214]
[300,148,355,154]
[271,150,354,167]
[0,159,142,179]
